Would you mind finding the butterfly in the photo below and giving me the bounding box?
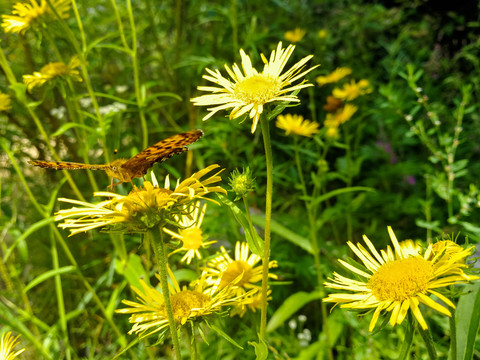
[28,129,204,186]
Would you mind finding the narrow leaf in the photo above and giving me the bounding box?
[267,291,323,332]
[24,266,76,292]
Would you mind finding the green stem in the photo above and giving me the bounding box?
[187,322,197,360]
[397,313,414,360]
[50,229,71,360]
[152,228,182,360]
[293,137,333,360]
[418,325,437,360]
[242,194,261,254]
[449,311,457,360]
[259,114,273,339]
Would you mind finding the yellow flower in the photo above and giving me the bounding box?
[200,241,278,297]
[55,165,226,236]
[116,268,253,338]
[316,67,352,86]
[284,28,306,43]
[231,287,272,317]
[164,202,217,264]
[322,103,358,139]
[325,126,338,139]
[317,29,328,39]
[0,93,12,111]
[191,41,319,133]
[276,114,320,137]
[23,56,82,92]
[324,226,479,331]
[332,79,372,101]
[335,104,357,124]
[1,0,71,34]
[0,331,25,360]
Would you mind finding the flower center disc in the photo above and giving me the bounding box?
[220,260,252,288]
[234,75,279,104]
[368,257,433,301]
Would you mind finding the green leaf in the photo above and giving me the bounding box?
[267,291,323,332]
[3,217,54,262]
[217,194,263,255]
[24,266,76,293]
[114,253,148,290]
[456,282,480,360]
[50,122,97,137]
[251,215,312,254]
[9,83,27,103]
[248,338,268,360]
[209,324,243,349]
[311,186,375,207]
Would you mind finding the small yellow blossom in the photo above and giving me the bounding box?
[318,29,328,39]
[164,202,217,264]
[325,126,338,139]
[0,93,12,111]
[276,114,320,137]
[0,331,25,359]
[332,79,372,101]
[23,56,82,92]
[2,0,71,34]
[191,41,319,133]
[335,104,357,124]
[316,67,352,86]
[284,28,306,43]
[324,226,479,331]
[200,241,278,297]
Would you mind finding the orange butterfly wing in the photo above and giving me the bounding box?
[120,129,204,179]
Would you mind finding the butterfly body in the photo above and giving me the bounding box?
[28,129,204,184]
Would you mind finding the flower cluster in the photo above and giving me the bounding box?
[323,227,478,331]
[55,164,226,236]
[1,0,71,34]
[117,241,275,336]
[316,68,372,138]
[116,267,255,338]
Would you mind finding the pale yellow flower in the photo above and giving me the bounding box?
[200,241,278,297]
[164,202,217,264]
[324,226,479,331]
[334,104,358,124]
[332,79,372,101]
[318,29,328,39]
[191,41,318,133]
[276,114,320,137]
[316,67,352,86]
[284,28,306,43]
[0,93,12,111]
[2,0,71,34]
[23,56,82,92]
[322,104,357,138]
[116,268,254,338]
[55,165,226,236]
[0,331,25,360]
